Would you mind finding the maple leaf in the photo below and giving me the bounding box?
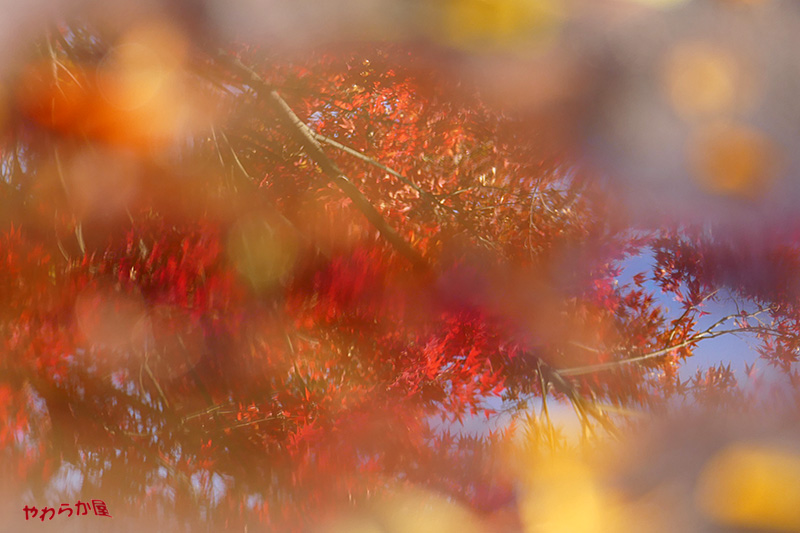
[0,14,798,533]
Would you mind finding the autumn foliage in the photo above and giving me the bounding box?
[1,4,800,532]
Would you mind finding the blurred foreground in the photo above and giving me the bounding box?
[1,1,800,531]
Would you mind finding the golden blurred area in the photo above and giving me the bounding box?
[696,444,800,531]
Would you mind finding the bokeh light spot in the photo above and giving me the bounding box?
[696,444,800,531]
[63,147,140,219]
[663,42,746,120]
[97,23,187,111]
[227,214,297,293]
[440,0,563,51]
[689,122,776,198]
[75,284,147,350]
[374,487,481,533]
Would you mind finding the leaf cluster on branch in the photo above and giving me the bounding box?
[1,12,799,531]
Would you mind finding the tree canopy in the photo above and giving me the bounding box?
[2,2,800,532]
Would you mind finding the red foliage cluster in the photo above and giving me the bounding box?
[1,23,798,531]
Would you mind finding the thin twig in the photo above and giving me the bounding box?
[561,310,780,376]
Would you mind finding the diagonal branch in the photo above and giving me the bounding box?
[313,132,441,205]
[215,50,429,272]
[560,309,780,377]
[313,132,498,250]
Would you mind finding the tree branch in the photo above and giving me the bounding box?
[215,50,429,272]
[561,309,780,377]
[313,132,497,249]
